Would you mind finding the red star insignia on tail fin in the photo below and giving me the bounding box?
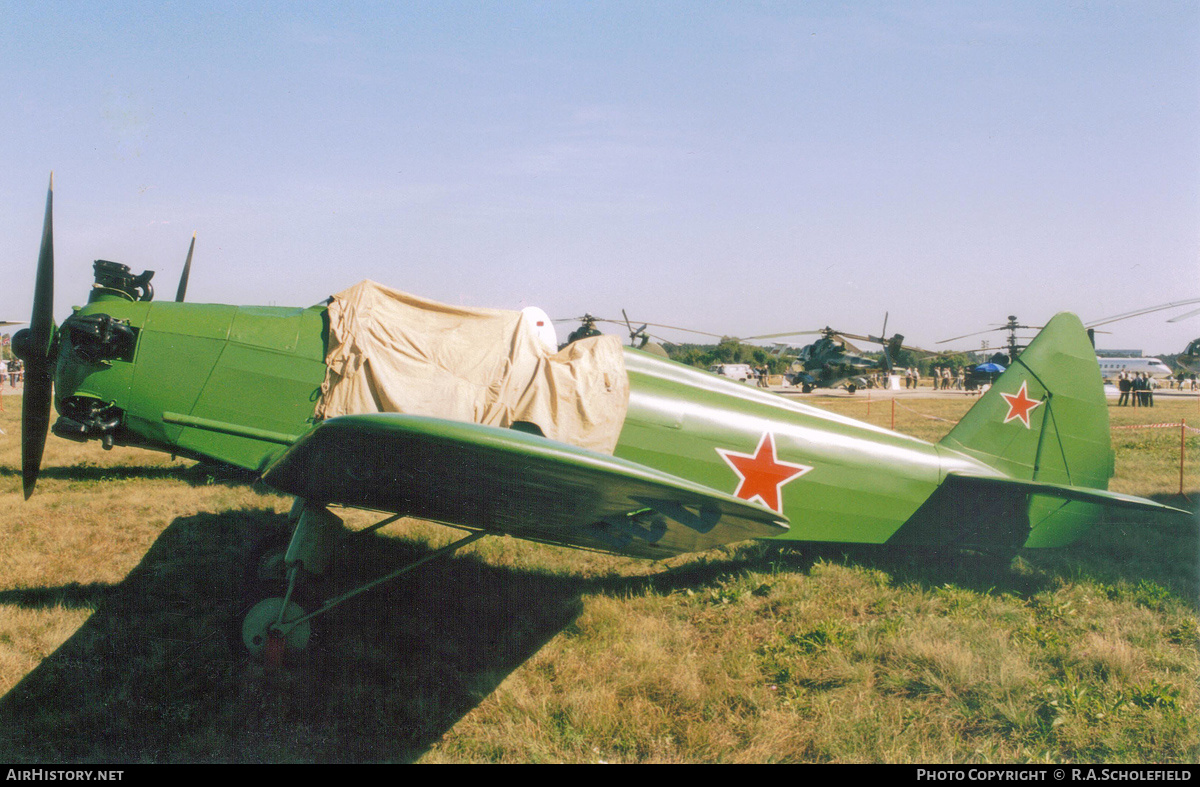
[1001,381,1043,428]
[716,433,812,514]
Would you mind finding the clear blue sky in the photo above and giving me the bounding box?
[2,1,1197,355]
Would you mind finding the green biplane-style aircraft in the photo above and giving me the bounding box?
[12,178,1184,663]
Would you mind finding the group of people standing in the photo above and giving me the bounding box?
[1116,371,1156,407]
[929,366,965,391]
[0,357,23,387]
[903,366,965,390]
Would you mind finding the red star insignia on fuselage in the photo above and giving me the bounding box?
[1001,381,1043,428]
[716,432,812,514]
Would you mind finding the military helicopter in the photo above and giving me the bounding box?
[1177,339,1200,375]
[749,318,918,393]
[557,316,911,392]
[558,313,604,346]
[938,315,1040,366]
[557,313,721,349]
[12,177,1184,664]
[941,306,1200,388]
[943,300,1200,365]
[1162,305,1200,376]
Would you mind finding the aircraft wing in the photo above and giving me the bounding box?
[261,413,789,559]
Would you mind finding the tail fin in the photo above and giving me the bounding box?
[940,312,1113,490]
[895,313,1185,550]
[884,334,904,371]
[938,313,1117,547]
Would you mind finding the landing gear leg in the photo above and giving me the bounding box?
[238,505,490,663]
[238,502,342,663]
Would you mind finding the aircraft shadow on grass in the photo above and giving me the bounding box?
[0,497,1194,763]
[0,509,589,763]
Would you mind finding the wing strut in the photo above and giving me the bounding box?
[283,529,489,635]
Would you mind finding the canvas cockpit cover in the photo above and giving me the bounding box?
[315,281,629,455]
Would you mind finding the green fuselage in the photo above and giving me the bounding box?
[55,295,992,545]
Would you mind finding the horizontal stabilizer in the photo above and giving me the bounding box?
[262,413,788,559]
[888,472,1188,549]
[948,472,1190,516]
[928,313,1188,548]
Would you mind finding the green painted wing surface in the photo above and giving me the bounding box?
[261,413,789,559]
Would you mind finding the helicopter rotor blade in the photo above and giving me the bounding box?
[1084,298,1200,329]
[635,321,725,339]
[618,309,652,347]
[594,316,726,340]
[175,232,196,302]
[937,326,1006,344]
[837,336,865,354]
[1168,306,1200,323]
[829,330,871,343]
[740,329,826,341]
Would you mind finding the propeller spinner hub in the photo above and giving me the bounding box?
[11,328,33,362]
[10,324,57,365]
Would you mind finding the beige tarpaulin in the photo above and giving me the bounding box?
[316,281,630,455]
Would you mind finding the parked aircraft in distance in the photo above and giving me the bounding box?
[1096,356,1174,380]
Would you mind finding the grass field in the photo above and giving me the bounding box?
[0,390,1196,763]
